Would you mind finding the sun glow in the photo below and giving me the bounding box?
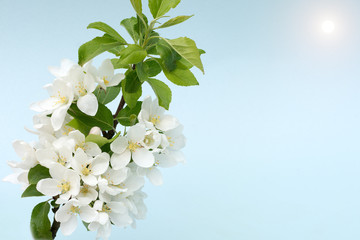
[322,20,335,33]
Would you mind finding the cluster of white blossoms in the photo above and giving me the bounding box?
[4,59,186,239]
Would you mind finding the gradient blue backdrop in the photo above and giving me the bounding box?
[1,0,360,239]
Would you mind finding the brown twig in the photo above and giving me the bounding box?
[50,196,60,239]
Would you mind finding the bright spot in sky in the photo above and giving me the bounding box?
[322,20,335,33]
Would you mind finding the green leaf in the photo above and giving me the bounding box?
[136,62,148,83]
[22,184,44,198]
[78,35,126,66]
[83,221,90,231]
[30,202,52,240]
[28,164,51,185]
[121,79,142,109]
[68,103,114,131]
[67,118,91,135]
[164,37,204,73]
[149,0,181,18]
[144,59,162,77]
[146,78,172,109]
[87,22,126,42]
[156,40,181,72]
[111,58,129,69]
[125,70,142,93]
[161,62,199,86]
[118,45,147,66]
[108,45,126,56]
[94,85,121,105]
[130,0,143,17]
[116,101,142,126]
[85,134,109,147]
[121,17,139,43]
[157,15,193,29]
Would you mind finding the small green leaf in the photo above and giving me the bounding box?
[156,40,181,72]
[22,184,44,198]
[146,78,172,109]
[83,221,90,231]
[121,79,142,109]
[30,202,52,240]
[149,0,181,18]
[130,0,143,18]
[125,70,142,93]
[111,58,129,69]
[108,45,126,56]
[68,103,114,131]
[67,118,91,135]
[116,101,142,126]
[28,165,51,185]
[136,62,148,83]
[144,59,162,77]
[94,85,121,105]
[78,35,126,66]
[87,22,126,42]
[121,17,139,43]
[85,134,109,147]
[161,62,199,86]
[164,37,204,73]
[117,45,147,66]
[157,15,193,29]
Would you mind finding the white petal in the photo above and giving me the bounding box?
[82,174,97,186]
[157,115,179,131]
[147,167,163,186]
[77,94,98,116]
[132,148,154,168]
[51,105,69,131]
[110,136,128,154]
[55,204,72,222]
[107,202,126,214]
[97,212,110,225]
[91,153,109,175]
[36,179,61,196]
[36,149,58,168]
[84,73,97,93]
[84,142,101,156]
[110,73,124,86]
[60,215,78,236]
[80,205,98,223]
[110,212,132,227]
[98,59,114,79]
[49,164,67,180]
[127,124,146,142]
[110,150,131,170]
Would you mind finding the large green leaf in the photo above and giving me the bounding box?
[22,184,44,198]
[78,35,125,66]
[30,202,52,240]
[117,45,147,66]
[28,164,51,185]
[146,78,172,109]
[87,22,125,42]
[135,62,148,83]
[161,62,199,86]
[130,0,143,18]
[121,17,139,42]
[66,118,91,135]
[149,0,181,18]
[68,103,114,131]
[111,58,129,69]
[156,40,181,72]
[108,45,126,56]
[116,101,142,126]
[94,85,121,105]
[85,134,109,147]
[157,15,193,29]
[121,79,142,109]
[125,70,142,93]
[164,37,204,73]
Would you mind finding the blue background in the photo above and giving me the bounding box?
[1,0,360,239]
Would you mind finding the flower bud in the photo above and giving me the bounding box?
[89,127,102,136]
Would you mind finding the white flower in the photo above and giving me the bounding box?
[31,79,74,131]
[48,59,75,78]
[90,200,132,228]
[110,124,154,169]
[138,96,179,131]
[67,65,98,116]
[71,148,109,186]
[137,166,163,186]
[55,199,97,236]
[2,165,29,190]
[68,130,101,156]
[96,59,124,89]
[141,129,162,150]
[35,144,73,168]
[9,140,37,170]
[98,168,129,199]
[163,124,186,151]
[36,164,80,200]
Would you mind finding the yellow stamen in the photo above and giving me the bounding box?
[70,206,80,214]
[81,164,92,176]
[128,141,140,152]
[102,204,111,213]
[57,181,70,194]
[150,115,160,125]
[102,76,109,85]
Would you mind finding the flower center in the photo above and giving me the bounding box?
[102,204,111,213]
[81,164,92,176]
[128,141,140,152]
[58,181,71,194]
[57,155,67,166]
[150,115,160,125]
[75,81,87,96]
[80,185,89,194]
[70,206,80,214]
[102,76,109,85]
[167,136,174,147]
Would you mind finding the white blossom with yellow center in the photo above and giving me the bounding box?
[110,124,155,169]
[96,59,125,89]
